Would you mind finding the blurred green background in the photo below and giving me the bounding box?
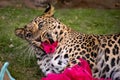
[0,0,120,80]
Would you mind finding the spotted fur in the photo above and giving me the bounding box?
[15,4,120,79]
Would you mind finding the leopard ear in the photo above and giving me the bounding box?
[43,3,55,17]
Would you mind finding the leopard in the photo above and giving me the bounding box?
[15,4,120,80]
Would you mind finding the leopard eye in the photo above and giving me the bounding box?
[38,22,43,30]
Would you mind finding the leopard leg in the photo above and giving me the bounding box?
[110,66,120,80]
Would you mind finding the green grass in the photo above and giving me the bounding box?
[0,7,120,80]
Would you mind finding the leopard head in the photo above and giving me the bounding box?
[15,4,69,50]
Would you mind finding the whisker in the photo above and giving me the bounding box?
[28,45,33,58]
[23,45,36,64]
[20,46,29,56]
[31,46,35,57]
[15,43,28,50]
[28,46,35,60]
[14,42,36,65]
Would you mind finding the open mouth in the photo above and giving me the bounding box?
[35,36,54,44]
[35,38,58,54]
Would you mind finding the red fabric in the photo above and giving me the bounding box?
[41,58,111,80]
[62,58,93,80]
[40,41,111,80]
[40,41,58,54]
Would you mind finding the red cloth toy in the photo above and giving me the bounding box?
[40,41,111,80]
[41,58,111,80]
[40,41,58,54]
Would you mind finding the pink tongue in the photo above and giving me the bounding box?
[41,41,58,54]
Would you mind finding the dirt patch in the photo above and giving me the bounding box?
[0,0,120,9]
[56,0,120,9]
